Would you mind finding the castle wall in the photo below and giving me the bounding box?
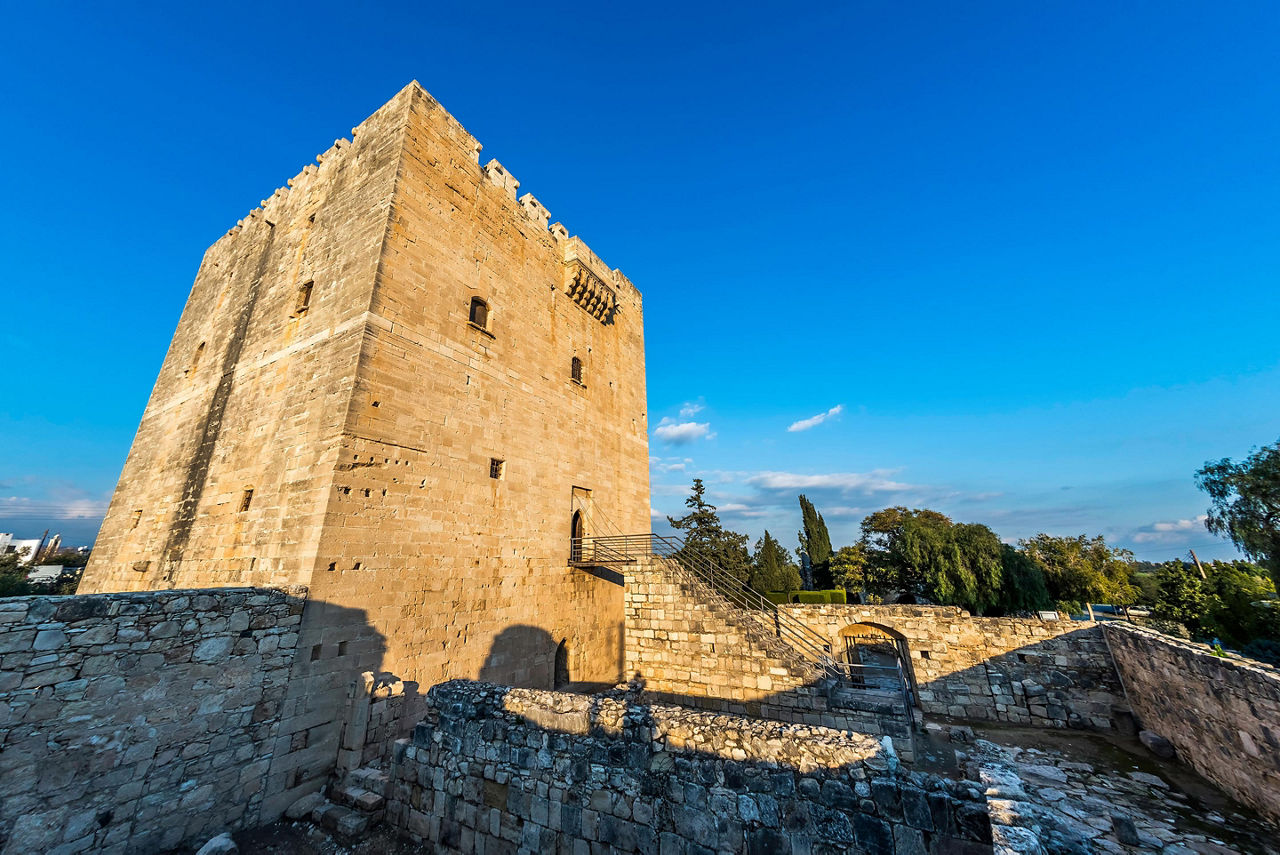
[1104,623,1280,825]
[78,82,650,816]
[385,681,993,855]
[0,588,305,854]
[80,85,414,594]
[783,604,1123,729]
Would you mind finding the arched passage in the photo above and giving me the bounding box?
[838,622,919,707]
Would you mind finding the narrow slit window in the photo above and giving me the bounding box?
[489,458,505,480]
[469,297,489,330]
[185,342,205,377]
[239,488,254,512]
[293,280,314,317]
[131,510,142,530]
[571,357,584,385]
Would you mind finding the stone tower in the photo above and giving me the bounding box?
[81,83,649,797]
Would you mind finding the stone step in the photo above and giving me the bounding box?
[345,766,390,794]
[331,783,385,812]
[310,800,383,839]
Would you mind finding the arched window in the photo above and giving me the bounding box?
[469,297,489,330]
[570,356,584,385]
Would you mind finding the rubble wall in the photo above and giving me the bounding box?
[385,681,993,854]
[0,587,306,854]
[784,604,1123,728]
[1104,623,1280,825]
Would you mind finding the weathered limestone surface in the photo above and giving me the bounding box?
[0,588,304,854]
[1104,623,1280,826]
[784,605,1123,728]
[78,82,649,811]
[624,559,915,756]
[386,680,994,854]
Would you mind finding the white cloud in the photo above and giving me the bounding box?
[1132,515,1209,543]
[679,400,705,418]
[787,404,844,433]
[654,417,712,445]
[746,470,910,494]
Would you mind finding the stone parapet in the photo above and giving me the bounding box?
[385,680,993,854]
[0,586,306,854]
[1104,622,1280,826]
[782,604,1123,729]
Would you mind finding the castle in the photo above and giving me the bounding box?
[0,83,1272,854]
[80,81,648,806]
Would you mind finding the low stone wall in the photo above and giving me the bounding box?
[0,587,305,854]
[625,559,913,755]
[783,604,1123,728]
[387,680,993,854]
[1104,623,1280,826]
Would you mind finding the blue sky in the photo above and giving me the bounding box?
[1,2,1277,559]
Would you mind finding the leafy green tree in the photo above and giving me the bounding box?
[1151,560,1217,637]
[0,552,31,598]
[1197,439,1280,590]
[797,495,833,589]
[856,507,1008,614]
[1019,533,1137,608]
[751,530,803,593]
[1203,560,1277,645]
[668,479,752,585]
[996,545,1053,614]
[830,544,868,594]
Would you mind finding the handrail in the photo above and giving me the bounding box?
[571,533,847,680]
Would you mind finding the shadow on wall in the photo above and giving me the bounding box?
[0,588,393,854]
[388,679,997,855]
[479,624,622,691]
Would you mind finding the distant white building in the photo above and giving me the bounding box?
[0,533,47,564]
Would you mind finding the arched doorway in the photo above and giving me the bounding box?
[570,510,585,562]
[554,639,570,688]
[839,623,917,706]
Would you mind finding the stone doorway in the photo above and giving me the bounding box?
[840,623,917,705]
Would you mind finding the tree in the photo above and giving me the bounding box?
[667,479,752,585]
[751,530,803,593]
[1151,560,1217,637]
[1019,533,1137,608]
[856,506,1008,614]
[1196,439,1280,590]
[996,545,1052,615]
[0,552,30,598]
[830,544,868,594]
[797,495,833,589]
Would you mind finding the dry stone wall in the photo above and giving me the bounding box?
[1104,623,1280,826]
[386,680,993,855]
[0,587,305,854]
[783,605,1123,729]
[624,559,914,757]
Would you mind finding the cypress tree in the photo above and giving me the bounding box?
[798,494,834,589]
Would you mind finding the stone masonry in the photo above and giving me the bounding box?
[624,558,915,758]
[783,604,1124,729]
[1105,622,1280,826]
[0,588,304,854]
[386,680,994,855]
[78,81,650,810]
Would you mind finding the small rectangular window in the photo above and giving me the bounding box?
[239,489,254,512]
[490,458,505,480]
[293,281,314,317]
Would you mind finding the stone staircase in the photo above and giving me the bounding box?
[286,766,389,840]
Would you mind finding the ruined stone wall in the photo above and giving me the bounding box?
[784,605,1123,728]
[385,681,993,855]
[624,560,914,755]
[1104,623,1280,825]
[0,587,304,854]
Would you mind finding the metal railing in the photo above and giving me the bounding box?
[571,533,848,680]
